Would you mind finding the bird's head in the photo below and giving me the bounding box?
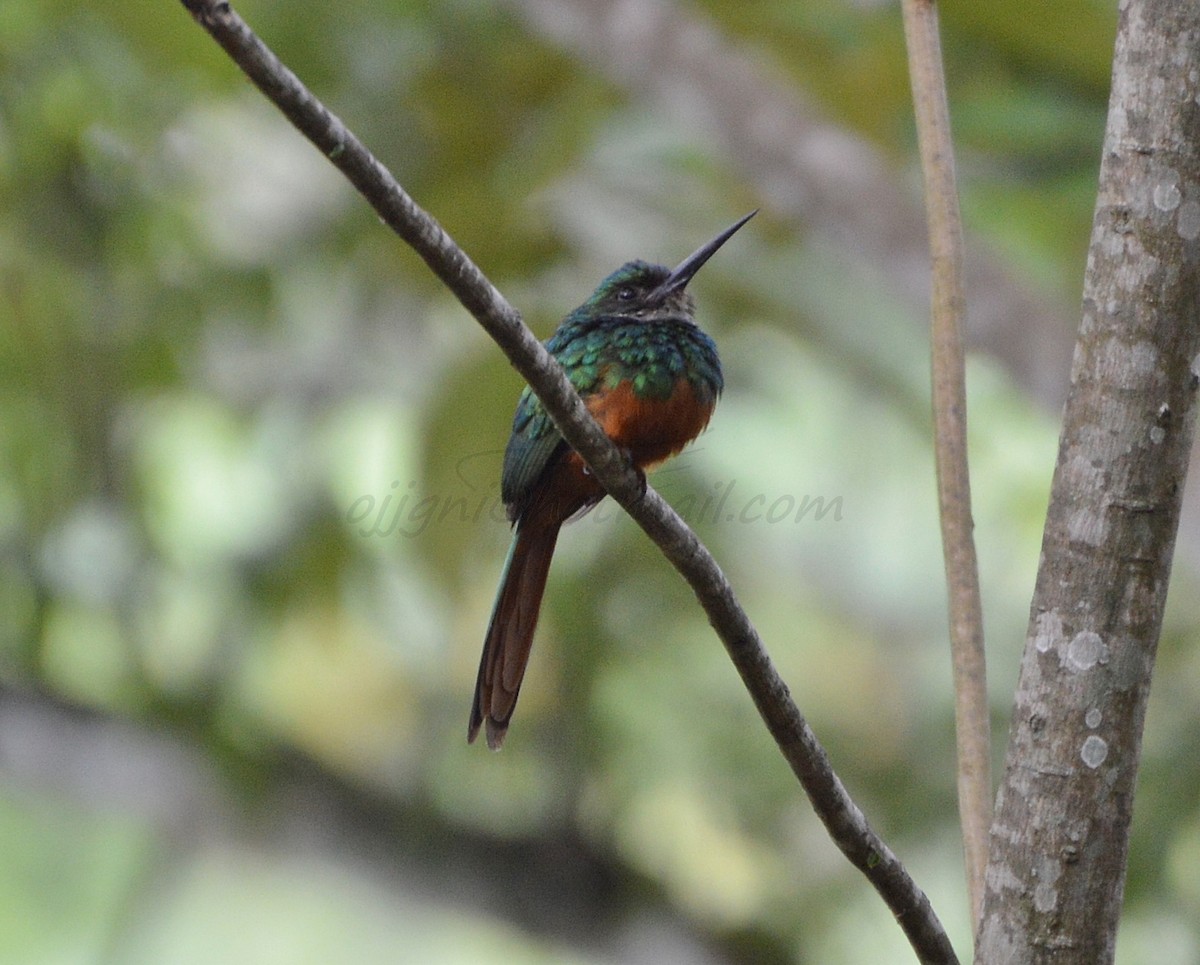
[577,210,757,322]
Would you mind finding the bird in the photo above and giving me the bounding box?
[469,211,756,749]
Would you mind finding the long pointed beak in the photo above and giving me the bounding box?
[651,210,757,301]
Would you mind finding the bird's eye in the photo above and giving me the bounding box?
[616,286,636,301]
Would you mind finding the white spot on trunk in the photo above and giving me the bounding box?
[1179,200,1200,240]
[1033,611,1064,653]
[1067,507,1106,546]
[1032,855,1062,913]
[1033,881,1058,914]
[1154,180,1181,211]
[1066,631,1107,671]
[1081,734,1109,768]
[1085,708,1103,728]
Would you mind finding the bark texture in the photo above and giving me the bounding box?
[977,1,1200,961]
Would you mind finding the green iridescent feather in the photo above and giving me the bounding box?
[500,260,723,515]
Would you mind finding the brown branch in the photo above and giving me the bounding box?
[901,0,991,930]
[977,0,1200,959]
[179,1,959,959]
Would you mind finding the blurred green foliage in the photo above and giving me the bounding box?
[3,0,1198,962]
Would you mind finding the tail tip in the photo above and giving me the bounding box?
[467,716,508,751]
[485,719,507,751]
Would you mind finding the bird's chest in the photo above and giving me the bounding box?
[559,320,721,467]
[585,375,714,469]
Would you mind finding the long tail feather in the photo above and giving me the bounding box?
[468,520,561,749]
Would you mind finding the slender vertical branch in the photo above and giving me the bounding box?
[901,0,991,929]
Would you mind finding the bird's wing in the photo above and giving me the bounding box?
[499,325,613,515]
[500,389,564,512]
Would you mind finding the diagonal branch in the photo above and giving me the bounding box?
[179,2,958,959]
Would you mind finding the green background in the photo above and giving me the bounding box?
[2,0,1197,961]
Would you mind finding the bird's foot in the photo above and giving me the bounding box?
[620,449,648,502]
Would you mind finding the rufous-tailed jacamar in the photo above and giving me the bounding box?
[469,211,756,749]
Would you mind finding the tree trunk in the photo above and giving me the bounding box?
[976,1,1200,961]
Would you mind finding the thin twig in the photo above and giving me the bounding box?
[901,0,991,929]
[179,1,959,959]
